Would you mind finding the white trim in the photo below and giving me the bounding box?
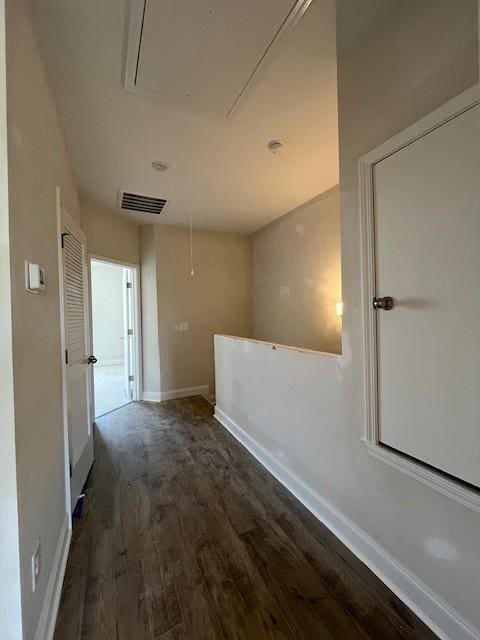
[123,0,313,118]
[56,188,73,523]
[131,266,143,402]
[359,85,480,512]
[141,391,161,403]
[214,407,480,640]
[88,253,139,269]
[89,255,143,405]
[366,443,480,515]
[33,513,71,640]
[216,334,340,359]
[359,85,479,168]
[142,385,210,403]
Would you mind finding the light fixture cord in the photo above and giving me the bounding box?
[189,210,195,276]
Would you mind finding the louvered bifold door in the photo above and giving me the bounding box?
[62,224,93,507]
[64,232,87,366]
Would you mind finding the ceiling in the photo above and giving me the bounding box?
[33,0,339,233]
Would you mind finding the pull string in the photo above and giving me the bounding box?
[189,208,195,276]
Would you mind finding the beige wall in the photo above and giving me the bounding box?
[141,224,251,396]
[81,198,140,265]
[5,0,81,637]
[140,225,161,396]
[0,0,23,636]
[251,186,341,354]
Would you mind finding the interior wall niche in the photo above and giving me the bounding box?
[251,185,342,354]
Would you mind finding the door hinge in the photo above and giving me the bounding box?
[69,463,72,478]
[127,328,134,336]
[128,375,134,382]
[126,282,132,289]
[65,349,69,365]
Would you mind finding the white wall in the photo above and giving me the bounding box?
[336,0,479,628]
[91,261,125,365]
[215,2,480,639]
[5,0,81,636]
[215,337,341,490]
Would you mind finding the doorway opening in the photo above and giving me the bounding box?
[90,258,141,417]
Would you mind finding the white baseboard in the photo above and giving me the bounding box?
[33,513,71,640]
[142,385,210,403]
[203,394,216,407]
[214,406,480,640]
[141,391,162,402]
[160,385,210,401]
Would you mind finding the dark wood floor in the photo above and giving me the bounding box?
[54,397,437,640]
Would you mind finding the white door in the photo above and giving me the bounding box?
[60,208,94,510]
[373,101,480,488]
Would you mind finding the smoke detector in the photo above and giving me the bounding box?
[267,140,285,154]
[151,160,170,172]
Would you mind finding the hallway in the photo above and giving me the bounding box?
[54,398,436,640]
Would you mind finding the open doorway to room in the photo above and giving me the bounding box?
[89,258,141,417]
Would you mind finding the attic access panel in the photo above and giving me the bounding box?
[125,0,311,118]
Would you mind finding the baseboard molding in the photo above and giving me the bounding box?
[142,385,210,403]
[214,406,480,640]
[203,394,216,407]
[160,385,210,402]
[141,391,162,402]
[33,513,71,640]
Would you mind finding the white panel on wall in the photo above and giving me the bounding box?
[374,102,480,488]
[125,0,311,117]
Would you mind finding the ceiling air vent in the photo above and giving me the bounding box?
[120,191,168,215]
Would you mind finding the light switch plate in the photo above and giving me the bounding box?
[25,261,46,293]
[31,539,41,592]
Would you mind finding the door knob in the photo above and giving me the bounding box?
[373,296,394,310]
[87,355,98,364]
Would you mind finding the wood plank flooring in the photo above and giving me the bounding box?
[54,397,438,640]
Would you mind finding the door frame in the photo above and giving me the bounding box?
[358,84,480,513]
[88,254,143,416]
[56,187,95,521]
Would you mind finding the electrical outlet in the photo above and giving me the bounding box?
[179,321,189,331]
[31,539,41,592]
